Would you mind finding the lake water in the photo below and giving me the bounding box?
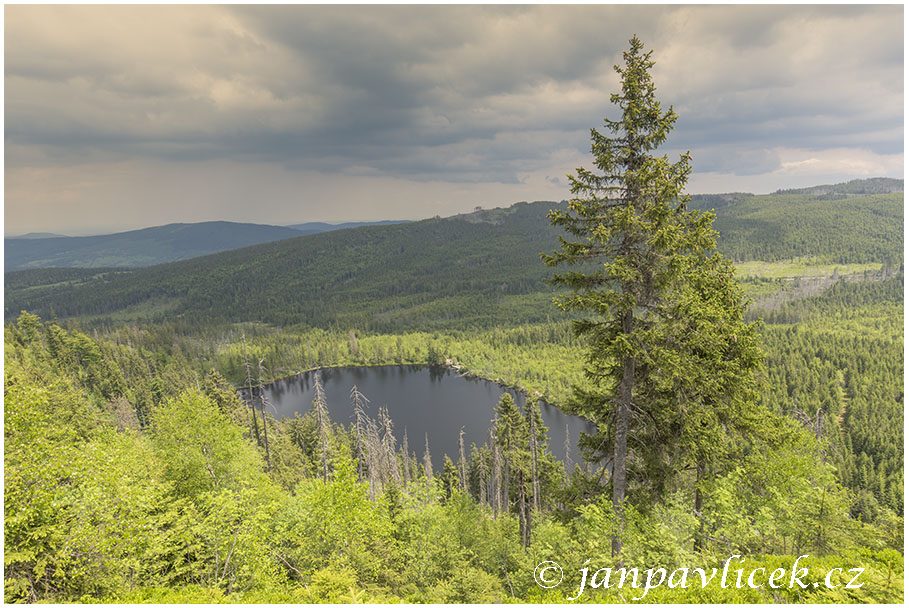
[259,364,595,469]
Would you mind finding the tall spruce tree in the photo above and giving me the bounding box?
[542,35,759,558]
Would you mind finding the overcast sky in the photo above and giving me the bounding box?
[4,4,904,235]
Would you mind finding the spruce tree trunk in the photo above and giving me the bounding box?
[694,461,705,552]
[612,307,634,559]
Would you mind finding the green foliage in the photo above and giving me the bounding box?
[3,309,904,603]
[708,192,903,265]
[759,278,903,517]
[272,454,395,580]
[4,370,172,600]
[150,391,270,499]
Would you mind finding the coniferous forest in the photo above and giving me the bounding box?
[4,37,904,604]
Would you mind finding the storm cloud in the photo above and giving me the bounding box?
[4,5,903,234]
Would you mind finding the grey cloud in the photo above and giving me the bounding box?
[3,4,903,227]
[688,146,782,176]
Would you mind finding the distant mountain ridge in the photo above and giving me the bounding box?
[774,177,903,196]
[285,220,410,234]
[4,219,411,271]
[6,232,69,240]
[4,221,303,271]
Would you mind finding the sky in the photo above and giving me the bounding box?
[3,4,905,236]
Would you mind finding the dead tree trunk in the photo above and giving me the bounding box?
[366,417,382,498]
[312,372,330,482]
[256,359,271,471]
[564,424,572,474]
[242,338,261,445]
[401,429,411,487]
[379,407,399,485]
[491,439,503,515]
[350,385,370,482]
[477,447,489,506]
[423,433,433,487]
[458,427,468,492]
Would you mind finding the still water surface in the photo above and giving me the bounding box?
[261,365,595,469]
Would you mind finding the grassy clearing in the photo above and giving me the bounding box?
[735,259,881,280]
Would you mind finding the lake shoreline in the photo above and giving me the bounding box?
[245,359,554,408]
[247,362,595,467]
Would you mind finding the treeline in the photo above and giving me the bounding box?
[5,314,903,602]
[775,177,903,196]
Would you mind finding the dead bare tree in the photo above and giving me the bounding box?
[564,424,572,474]
[401,429,411,487]
[423,433,433,486]
[350,385,370,482]
[256,359,272,471]
[312,372,331,481]
[365,417,383,498]
[490,425,503,515]
[242,337,261,445]
[475,444,489,506]
[458,427,468,492]
[379,407,400,485]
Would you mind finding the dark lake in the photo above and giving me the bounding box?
[259,365,595,469]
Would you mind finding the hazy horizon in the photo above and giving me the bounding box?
[5,174,903,239]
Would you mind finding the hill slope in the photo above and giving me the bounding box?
[5,184,902,330]
[6,203,561,329]
[4,221,304,270]
[285,220,410,234]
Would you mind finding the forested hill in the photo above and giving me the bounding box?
[5,203,562,329]
[690,189,902,263]
[285,220,410,234]
[4,220,413,271]
[4,221,304,270]
[4,185,903,329]
[774,177,903,196]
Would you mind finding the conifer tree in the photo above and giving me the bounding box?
[441,455,460,502]
[543,35,756,558]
